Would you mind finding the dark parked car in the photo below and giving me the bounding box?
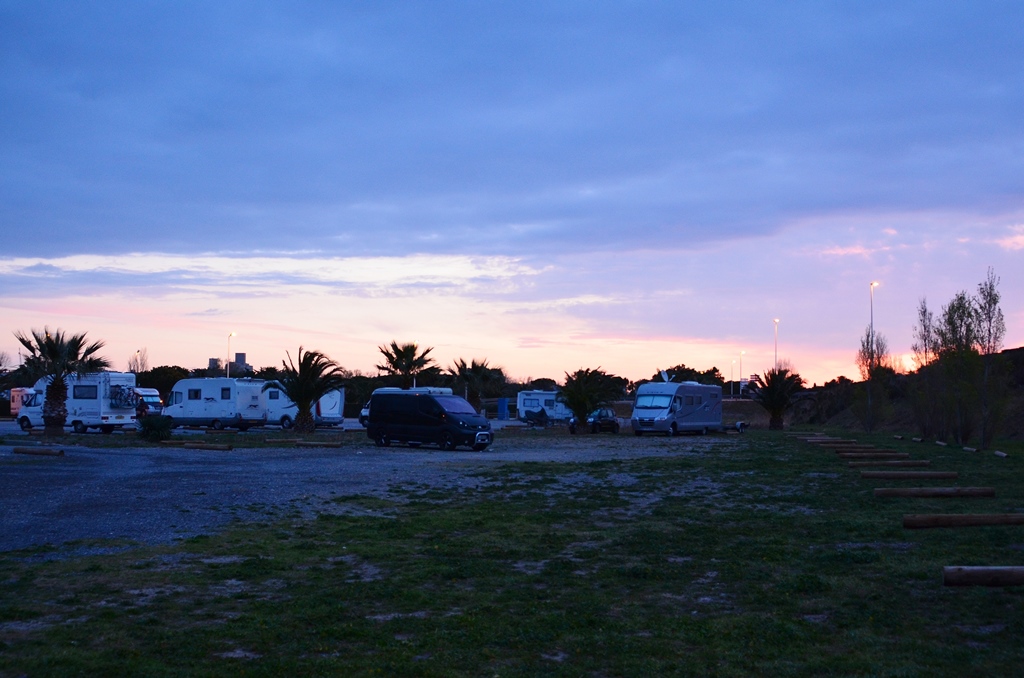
[587,407,620,434]
[366,389,493,451]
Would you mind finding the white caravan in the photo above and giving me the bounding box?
[516,390,572,421]
[17,372,138,433]
[9,387,35,418]
[263,386,346,429]
[630,381,723,436]
[163,378,267,430]
[134,387,164,416]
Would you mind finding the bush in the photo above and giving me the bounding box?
[137,415,173,442]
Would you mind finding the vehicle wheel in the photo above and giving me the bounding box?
[375,434,390,448]
[440,432,456,451]
[634,429,642,437]
[701,426,709,435]
[72,421,88,434]
[211,420,224,431]
[668,423,678,437]
[613,422,620,434]
[165,416,177,429]
[280,416,293,430]
[591,424,599,434]
[18,417,32,431]
[472,443,489,452]
[100,425,115,434]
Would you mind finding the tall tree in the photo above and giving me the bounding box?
[975,267,1006,448]
[376,341,436,388]
[749,367,805,431]
[557,368,627,424]
[936,291,980,444]
[262,348,347,435]
[856,327,894,432]
[909,298,943,439]
[12,328,111,435]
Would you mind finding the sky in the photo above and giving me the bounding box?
[1,1,1022,386]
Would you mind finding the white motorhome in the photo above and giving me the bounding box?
[163,378,267,430]
[134,387,164,416]
[9,387,35,419]
[262,386,346,429]
[630,381,723,436]
[516,390,572,421]
[17,372,138,433]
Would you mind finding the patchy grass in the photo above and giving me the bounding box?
[2,431,1023,675]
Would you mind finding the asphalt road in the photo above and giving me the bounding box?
[0,420,708,556]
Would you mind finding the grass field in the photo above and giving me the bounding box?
[2,429,1023,676]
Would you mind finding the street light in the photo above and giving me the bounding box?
[227,332,236,377]
[773,318,780,370]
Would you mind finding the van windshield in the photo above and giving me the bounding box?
[434,395,477,415]
[634,394,673,409]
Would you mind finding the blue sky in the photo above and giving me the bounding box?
[2,2,1022,384]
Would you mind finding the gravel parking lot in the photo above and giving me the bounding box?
[0,421,726,555]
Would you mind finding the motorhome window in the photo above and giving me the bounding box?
[685,395,694,405]
[268,391,280,400]
[221,388,231,400]
[434,395,477,414]
[710,393,718,399]
[695,395,702,405]
[544,399,555,408]
[72,385,98,399]
[523,398,539,408]
[188,389,201,400]
[634,394,672,409]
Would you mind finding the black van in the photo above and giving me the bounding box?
[366,389,493,451]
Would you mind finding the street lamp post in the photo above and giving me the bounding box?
[773,318,780,370]
[227,332,236,377]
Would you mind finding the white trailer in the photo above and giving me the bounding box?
[262,386,346,429]
[630,381,723,436]
[516,390,572,421]
[17,372,138,433]
[163,377,267,430]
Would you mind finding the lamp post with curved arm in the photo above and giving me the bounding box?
[227,332,236,377]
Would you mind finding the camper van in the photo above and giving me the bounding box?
[263,386,345,428]
[163,377,267,430]
[17,372,138,433]
[516,390,572,422]
[630,381,723,436]
[9,387,35,419]
[366,387,492,451]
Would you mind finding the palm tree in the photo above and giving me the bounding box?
[376,341,436,388]
[262,347,347,435]
[557,368,627,428]
[749,367,805,430]
[448,358,506,412]
[13,328,111,436]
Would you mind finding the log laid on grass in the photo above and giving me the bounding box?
[903,514,1024,529]
[266,438,303,444]
[183,443,233,451]
[849,460,931,468]
[205,429,238,435]
[838,452,910,459]
[874,487,994,498]
[296,441,343,448]
[13,447,65,456]
[861,471,958,480]
[159,440,188,446]
[943,566,1024,587]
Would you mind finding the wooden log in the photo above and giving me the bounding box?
[838,452,910,459]
[205,429,238,435]
[874,487,994,498]
[861,471,958,480]
[183,443,233,451]
[266,438,303,444]
[904,514,1024,529]
[849,460,931,468]
[963,446,977,452]
[159,440,188,446]
[13,447,65,456]
[296,441,343,448]
[994,451,1008,458]
[893,435,904,440]
[943,566,1024,587]
[935,441,948,446]
[912,437,923,442]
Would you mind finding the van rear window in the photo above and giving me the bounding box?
[73,385,98,400]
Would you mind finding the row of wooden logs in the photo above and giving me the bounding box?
[793,432,1023,587]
